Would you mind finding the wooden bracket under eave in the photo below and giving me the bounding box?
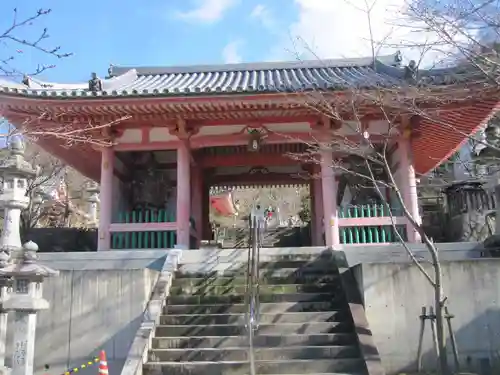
[170,118,200,140]
[176,118,189,139]
[173,120,197,165]
[317,114,342,130]
[100,124,124,142]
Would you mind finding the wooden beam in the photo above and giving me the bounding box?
[190,132,326,149]
[209,173,310,186]
[199,152,298,167]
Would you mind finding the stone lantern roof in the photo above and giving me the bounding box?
[0,138,38,178]
[86,182,100,202]
[0,241,58,278]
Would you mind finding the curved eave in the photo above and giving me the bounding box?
[36,137,100,182]
[413,98,500,175]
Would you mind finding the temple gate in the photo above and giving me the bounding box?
[0,53,498,250]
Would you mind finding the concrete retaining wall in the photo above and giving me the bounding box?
[3,251,169,375]
[356,259,500,375]
[0,245,490,375]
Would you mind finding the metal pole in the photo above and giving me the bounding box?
[246,216,258,375]
[244,218,252,331]
[248,314,256,375]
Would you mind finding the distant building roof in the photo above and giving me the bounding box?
[0,52,478,99]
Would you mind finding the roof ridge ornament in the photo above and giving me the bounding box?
[404,60,418,84]
[394,50,403,65]
[107,64,114,79]
[22,75,30,87]
[88,72,102,92]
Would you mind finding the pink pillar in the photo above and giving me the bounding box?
[398,137,421,243]
[191,165,202,247]
[310,182,316,245]
[98,147,114,251]
[202,183,211,240]
[313,173,324,246]
[320,150,340,249]
[176,143,191,248]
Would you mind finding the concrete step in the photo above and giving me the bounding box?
[175,268,338,279]
[176,260,337,276]
[149,345,360,362]
[164,301,343,315]
[144,358,365,375]
[155,321,352,337]
[171,274,339,287]
[168,292,341,305]
[160,311,347,325]
[257,260,337,270]
[169,283,339,296]
[153,333,358,349]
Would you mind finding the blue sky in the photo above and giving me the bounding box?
[0,0,301,83]
[0,0,462,84]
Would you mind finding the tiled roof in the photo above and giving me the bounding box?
[0,53,478,99]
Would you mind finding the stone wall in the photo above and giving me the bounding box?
[3,251,168,375]
[356,259,500,374]
[0,246,490,375]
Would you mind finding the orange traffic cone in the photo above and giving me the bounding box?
[98,350,108,375]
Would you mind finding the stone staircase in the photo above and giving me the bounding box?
[220,227,305,249]
[144,252,372,375]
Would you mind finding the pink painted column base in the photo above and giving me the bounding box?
[313,170,324,246]
[398,137,421,243]
[176,143,191,248]
[98,147,114,251]
[320,150,340,249]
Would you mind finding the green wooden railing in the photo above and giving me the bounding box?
[338,204,407,244]
[110,209,196,249]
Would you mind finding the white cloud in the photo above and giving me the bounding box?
[176,0,238,23]
[250,4,266,18]
[222,40,243,63]
[250,4,277,34]
[274,0,466,67]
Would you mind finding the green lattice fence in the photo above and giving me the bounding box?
[111,209,176,249]
[111,209,196,249]
[339,204,407,244]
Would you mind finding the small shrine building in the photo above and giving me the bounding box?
[0,53,497,250]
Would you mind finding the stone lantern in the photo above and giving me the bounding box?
[0,241,58,375]
[0,138,37,262]
[86,183,100,227]
[475,122,500,236]
[31,191,44,215]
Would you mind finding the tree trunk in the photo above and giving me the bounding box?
[433,262,449,375]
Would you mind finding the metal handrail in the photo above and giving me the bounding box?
[244,216,261,375]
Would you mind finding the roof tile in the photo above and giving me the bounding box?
[0,53,477,98]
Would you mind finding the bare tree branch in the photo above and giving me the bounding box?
[0,7,72,77]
